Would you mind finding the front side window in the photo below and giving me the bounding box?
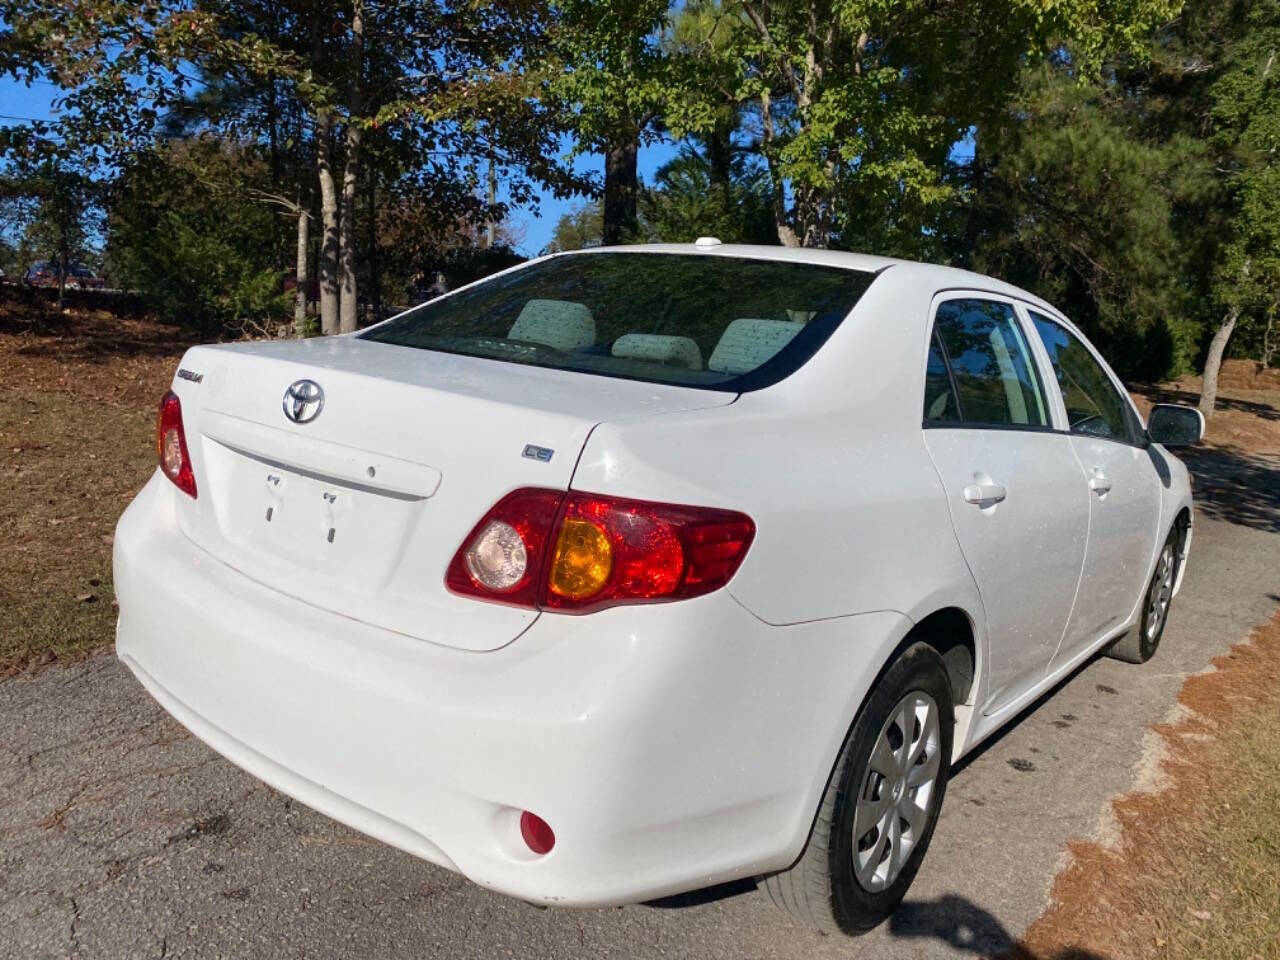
[1028,312,1134,443]
[927,298,1049,428]
[362,253,876,392]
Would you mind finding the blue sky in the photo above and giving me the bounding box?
[0,75,678,256]
[503,139,680,255]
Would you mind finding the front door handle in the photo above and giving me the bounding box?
[963,481,1007,505]
[1088,468,1112,496]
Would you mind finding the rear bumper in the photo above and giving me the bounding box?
[115,474,909,906]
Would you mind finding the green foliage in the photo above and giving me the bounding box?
[2,0,1275,384]
[687,0,1181,246]
[545,201,605,252]
[547,144,776,250]
[640,147,775,244]
[548,0,675,151]
[106,139,290,335]
[955,0,1280,380]
[1204,0,1280,330]
[961,64,1209,378]
[0,157,102,303]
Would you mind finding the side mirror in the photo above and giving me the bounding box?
[1147,403,1205,447]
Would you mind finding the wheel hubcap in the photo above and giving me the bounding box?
[1145,543,1176,641]
[853,691,941,893]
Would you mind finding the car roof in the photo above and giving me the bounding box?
[555,243,1059,317]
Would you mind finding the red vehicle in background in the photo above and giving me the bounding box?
[23,260,106,290]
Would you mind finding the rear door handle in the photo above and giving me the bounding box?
[1088,468,1112,496]
[963,482,1007,505]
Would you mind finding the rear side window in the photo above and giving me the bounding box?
[924,333,961,422]
[362,253,876,392]
[1028,312,1135,443]
[927,299,1049,428]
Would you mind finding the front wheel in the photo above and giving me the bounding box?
[762,642,954,935]
[1107,526,1181,664]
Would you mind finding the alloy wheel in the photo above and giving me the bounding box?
[1145,542,1177,641]
[852,691,942,892]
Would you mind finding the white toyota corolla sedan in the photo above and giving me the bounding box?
[114,242,1203,934]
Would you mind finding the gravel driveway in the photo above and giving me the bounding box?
[3,450,1278,960]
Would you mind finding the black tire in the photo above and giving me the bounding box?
[761,642,954,935]
[1106,526,1181,664]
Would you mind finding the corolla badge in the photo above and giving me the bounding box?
[282,379,325,424]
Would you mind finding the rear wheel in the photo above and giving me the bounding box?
[1107,527,1180,664]
[762,643,953,935]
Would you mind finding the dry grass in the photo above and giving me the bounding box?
[1012,615,1280,960]
[0,287,195,674]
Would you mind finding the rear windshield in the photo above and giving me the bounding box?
[361,252,876,391]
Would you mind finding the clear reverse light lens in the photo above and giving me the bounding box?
[465,520,528,592]
[161,428,184,479]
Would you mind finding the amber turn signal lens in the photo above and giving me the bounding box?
[548,517,613,599]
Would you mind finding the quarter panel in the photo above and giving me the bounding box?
[571,268,982,628]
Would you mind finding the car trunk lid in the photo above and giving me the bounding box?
[169,336,734,651]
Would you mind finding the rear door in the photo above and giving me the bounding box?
[921,295,1090,714]
[1024,310,1161,670]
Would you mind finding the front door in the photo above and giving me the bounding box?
[921,296,1090,715]
[1025,311,1162,670]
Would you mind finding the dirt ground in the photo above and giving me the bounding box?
[1132,376,1280,456]
[1013,614,1280,960]
[0,288,197,674]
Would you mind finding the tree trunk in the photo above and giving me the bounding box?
[1199,305,1239,418]
[602,131,639,246]
[366,170,381,322]
[293,203,309,335]
[1263,310,1277,369]
[707,114,733,193]
[338,124,362,333]
[486,157,497,249]
[310,9,339,335]
[56,248,67,310]
[337,0,364,334]
[760,90,799,247]
[315,110,341,336]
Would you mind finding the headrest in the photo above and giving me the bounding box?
[611,334,703,371]
[508,299,596,351]
[707,318,804,375]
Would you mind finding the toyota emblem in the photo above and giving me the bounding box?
[282,379,324,424]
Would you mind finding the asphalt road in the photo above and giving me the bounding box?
[3,449,1278,960]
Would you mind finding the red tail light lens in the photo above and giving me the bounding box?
[156,390,197,498]
[544,493,754,612]
[445,488,755,613]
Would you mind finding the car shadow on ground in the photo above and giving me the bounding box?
[890,895,1111,959]
[649,884,1110,958]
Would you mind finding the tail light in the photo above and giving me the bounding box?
[446,488,754,613]
[156,390,197,498]
[444,489,561,607]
